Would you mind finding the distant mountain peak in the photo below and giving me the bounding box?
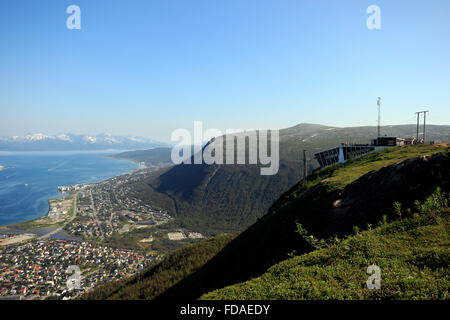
[83,135,97,144]
[0,133,169,151]
[57,134,72,142]
[23,133,54,141]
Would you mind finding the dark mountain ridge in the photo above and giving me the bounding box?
[156,145,450,300]
[127,124,450,233]
[86,144,450,300]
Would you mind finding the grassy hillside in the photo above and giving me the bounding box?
[87,143,449,300]
[156,144,450,300]
[202,192,450,300]
[82,234,235,300]
[127,124,450,234]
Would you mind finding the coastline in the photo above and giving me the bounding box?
[0,153,141,230]
[1,163,153,241]
[2,193,74,233]
[105,154,146,168]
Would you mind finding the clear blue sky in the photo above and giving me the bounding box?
[0,0,449,142]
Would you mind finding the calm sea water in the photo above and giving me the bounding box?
[0,151,138,226]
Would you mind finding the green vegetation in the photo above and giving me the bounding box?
[267,144,450,237]
[202,189,450,299]
[87,144,450,300]
[323,144,448,188]
[156,144,449,300]
[9,217,59,231]
[82,234,235,300]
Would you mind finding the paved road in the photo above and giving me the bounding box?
[89,190,105,240]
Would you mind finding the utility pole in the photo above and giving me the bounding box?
[415,110,429,143]
[423,111,428,142]
[416,112,420,142]
[303,149,307,186]
[377,97,381,137]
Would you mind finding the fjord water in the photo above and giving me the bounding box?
[0,151,138,226]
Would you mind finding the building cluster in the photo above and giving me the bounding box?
[58,184,87,193]
[62,171,172,240]
[47,198,73,219]
[0,239,158,299]
[315,136,421,168]
[0,168,210,300]
[167,231,204,241]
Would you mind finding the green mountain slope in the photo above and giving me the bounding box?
[202,201,450,300]
[156,144,450,300]
[125,124,450,234]
[86,144,449,300]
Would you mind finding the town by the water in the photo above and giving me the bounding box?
[0,168,204,300]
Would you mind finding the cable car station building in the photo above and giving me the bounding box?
[314,137,398,168]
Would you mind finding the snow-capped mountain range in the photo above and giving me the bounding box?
[0,133,170,151]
